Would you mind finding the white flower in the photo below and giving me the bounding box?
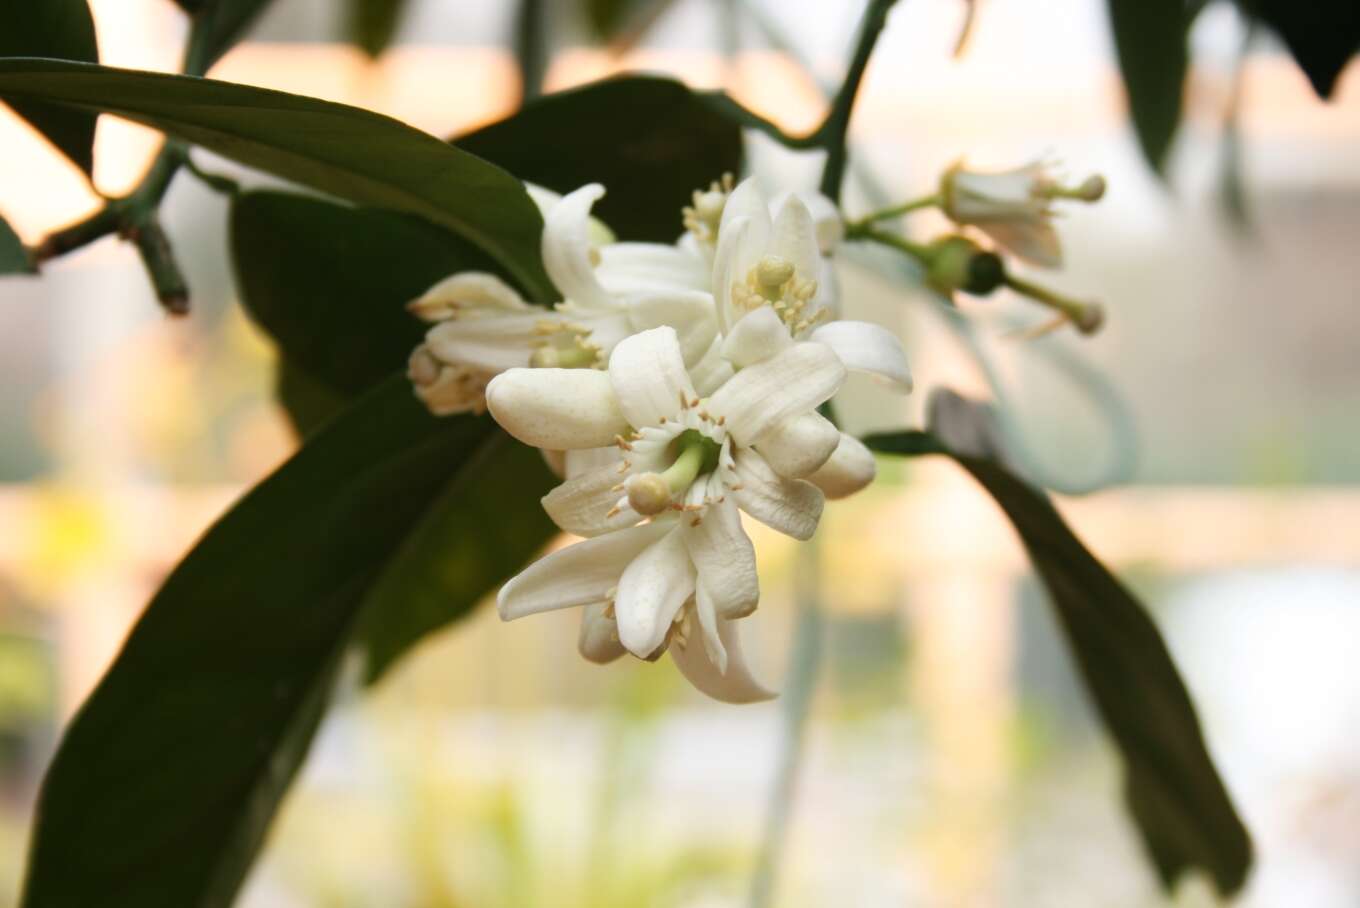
[488,324,848,702]
[939,159,1105,269]
[408,184,718,415]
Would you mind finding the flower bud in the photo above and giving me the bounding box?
[926,235,1006,298]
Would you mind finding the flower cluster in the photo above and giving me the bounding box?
[409,177,911,702]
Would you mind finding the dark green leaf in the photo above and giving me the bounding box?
[456,75,743,242]
[1106,0,1190,174]
[230,190,501,394]
[583,0,676,48]
[0,59,552,299]
[867,430,1253,896]
[0,214,35,274]
[1241,0,1359,98]
[0,0,99,176]
[193,1,280,71]
[274,358,348,438]
[347,0,409,58]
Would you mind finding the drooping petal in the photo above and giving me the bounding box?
[806,432,876,499]
[975,219,1063,269]
[721,306,793,369]
[541,465,639,537]
[408,271,533,322]
[598,242,711,294]
[729,447,824,541]
[769,194,821,282]
[752,411,840,479]
[614,526,696,659]
[425,312,553,373]
[683,497,759,619]
[498,521,671,620]
[486,368,628,450]
[624,289,719,366]
[809,320,913,392]
[578,601,626,664]
[671,603,776,704]
[542,184,615,310]
[707,342,846,444]
[607,326,696,428]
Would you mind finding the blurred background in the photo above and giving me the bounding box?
[1,0,1358,905]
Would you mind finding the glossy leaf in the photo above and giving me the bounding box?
[0,0,99,176]
[1243,0,1359,98]
[456,75,743,241]
[347,0,409,58]
[0,214,34,274]
[1106,0,1189,174]
[867,430,1253,896]
[0,58,552,299]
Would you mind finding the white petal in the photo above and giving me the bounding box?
[720,177,771,236]
[541,465,639,537]
[729,447,824,541]
[614,526,696,659]
[598,242,711,294]
[711,215,751,333]
[541,448,566,479]
[607,326,696,428]
[752,411,840,479]
[809,321,913,392]
[486,368,628,450]
[671,607,776,704]
[708,342,846,444]
[564,446,622,480]
[806,432,876,499]
[624,289,719,366]
[769,194,821,282]
[524,182,562,217]
[683,498,759,619]
[542,184,614,309]
[772,190,844,254]
[578,602,626,664]
[720,307,792,368]
[976,219,1063,269]
[425,312,548,373]
[498,522,670,620]
[408,272,531,322]
[689,335,735,397]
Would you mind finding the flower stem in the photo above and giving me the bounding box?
[844,222,935,265]
[1004,274,1104,334]
[852,193,942,225]
[816,0,900,202]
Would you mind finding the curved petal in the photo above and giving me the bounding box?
[498,521,671,620]
[542,184,614,309]
[408,271,531,322]
[598,242,711,294]
[720,306,792,369]
[624,289,719,366]
[720,177,771,236]
[712,215,751,333]
[425,312,548,373]
[772,190,844,254]
[671,603,776,704]
[769,194,821,282]
[541,448,566,479]
[752,411,840,479]
[809,321,913,392]
[707,342,846,444]
[578,601,626,664]
[564,446,622,480]
[541,465,639,537]
[607,326,696,428]
[614,526,696,659]
[486,368,628,450]
[806,432,876,499]
[689,335,735,397]
[729,447,824,541]
[683,498,759,619]
[977,219,1063,269]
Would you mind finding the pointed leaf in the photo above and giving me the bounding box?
[0,59,552,299]
[1244,0,1359,98]
[347,0,410,58]
[0,0,99,176]
[867,430,1253,896]
[1105,0,1190,174]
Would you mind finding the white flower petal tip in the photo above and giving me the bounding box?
[607,326,697,428]
[721,307,793,368]
[809,321,913,393]
[542,183,613,310]
[772,189,845,254]
[407,272,529,322]
[926,387,1010,464]
[770,194,821,281]
[684,500,759,619]
[753,411,841,480]
[614,528,696,660]
[671,616,777,704]
[730,448,824,541]
[808,433,876,499]
[485,368,628,450]
[578,602,626,664]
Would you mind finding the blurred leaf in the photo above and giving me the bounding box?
[0,0,99,176]
[867,430,1253,896]
[456,75,743,241]
[1241,0,1359,98]
[583,0,677,50]
[0,59,553,299]
[193,0,280,71]
[347,0,409,58]
[513,0,548,101]
[274,359,347,438]
[230,190,500,395]
[1106,0,1190,175]
[0,215,34,274]
[21,379,503,907]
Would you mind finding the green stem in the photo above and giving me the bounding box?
[816,0,900,202]
[125,216,189,315]
[844,222,934,264]
[854,192,941,224]
[513,0,547,104]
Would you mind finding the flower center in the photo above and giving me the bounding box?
[624,429,722,516]
[682,174,735,247]
[731,254,827,337]
[528,321,601,368]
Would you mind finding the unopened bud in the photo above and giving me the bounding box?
[625,472,673,516]
[1076,174,1106,202]
[926,235,1005,298]
[1072,302,1105,335]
